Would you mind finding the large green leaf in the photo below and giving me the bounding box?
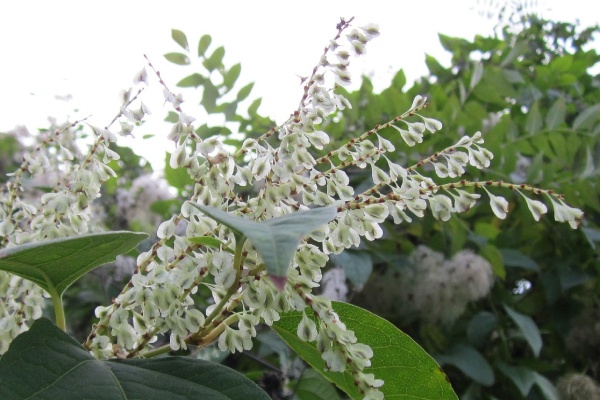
[0,318,269,400]
[272,301,457,399]
[0,231,147,297]
[190,204,337,288]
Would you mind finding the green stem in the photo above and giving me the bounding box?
[51,293,66,331]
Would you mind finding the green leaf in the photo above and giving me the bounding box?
[503,305,542,357]
[294,368,342,400]
[330,250,372,288]
[171,29,189,50]
[273,302,457,399]
[223,63,242,90]
[481,244,505,279]
[467,311,499,348]
[469,62,484,91]
[201,80,220,112]
[545,97,566,129]
[500,249,539,272]
[177,73,205,88]
[164,152,194,193]
[572,103,600,130]
[189,204,337,286]
[496,361,535,397]
[198,34,212,57]
[525,101,543,135]
[203,46,225,71]
[237,82,254,102]
[436,344,494,386]
[0,318,269,400]
[188,236,225,249]
[0,231,147,297]
[532,371,559,400]
[500,41,528,67]
[391,69,406,91]
[164,52,190,65]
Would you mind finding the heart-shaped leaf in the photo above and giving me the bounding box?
[0,232,147,298]
[189,204,337,289]
[272,301,457,399]
[0,318,269,400]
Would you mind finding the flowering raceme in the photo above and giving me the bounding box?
[0,18,584,399]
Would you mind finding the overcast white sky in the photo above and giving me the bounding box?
[0,1,598,169]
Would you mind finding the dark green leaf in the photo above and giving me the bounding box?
[198,34,212,57]
[189,204,337,284]
[500,249,539,272]
[436,344,494,386]
[171,29,189,51]
[273,302,457,399]
[467,311,499,348]
[294,369,341,400]
[503,305,542,357]
[496,361,535,396]
[0,232,147,297]
[0,318,269,400]
[164,52,190,65]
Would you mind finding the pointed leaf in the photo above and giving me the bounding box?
[572,103,600,130]
[164,52,190,65]
[469,62,484,91]
[273,302,457,399]
[237,82,254,102]
[171,29,189,50]
[545,97,566,129]
[189,204,337,281]
[504,305,542,357]
[177,73,205,88]
[496,361,536,396]
[436,344,494,386]
[526,102,543,135]
[223,63,242,91]
[0,318,269,399]
[0,231,147,297]
[198,34,212,57]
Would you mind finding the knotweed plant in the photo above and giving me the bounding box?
[0,18,584,399]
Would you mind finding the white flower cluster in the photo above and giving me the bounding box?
[0,18,585,399]
[0,109,143,352]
